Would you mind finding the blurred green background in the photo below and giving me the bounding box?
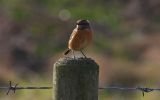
[0,0,160,100]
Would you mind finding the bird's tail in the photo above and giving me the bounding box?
[63,49,71,55]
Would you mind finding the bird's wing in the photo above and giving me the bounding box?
[69,28,77,40]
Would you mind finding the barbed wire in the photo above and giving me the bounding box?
[99,86,158,96]
[0,81,160,96]
[0,81,52,95]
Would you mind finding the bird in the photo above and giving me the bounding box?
[64,19,92,58]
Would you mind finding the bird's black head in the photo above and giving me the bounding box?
[76,19,90,26]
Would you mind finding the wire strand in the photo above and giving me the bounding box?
[0,81,160,96]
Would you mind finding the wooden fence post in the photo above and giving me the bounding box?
[53,57,99,100]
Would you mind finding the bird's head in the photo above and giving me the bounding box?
[76,19,90,26]
[76,19,90,30]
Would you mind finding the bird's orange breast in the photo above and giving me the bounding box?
[68,28,92,51]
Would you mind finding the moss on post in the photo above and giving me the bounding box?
[53,57,99,100]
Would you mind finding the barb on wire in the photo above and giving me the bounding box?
[6,81,18,95]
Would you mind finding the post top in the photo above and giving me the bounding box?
[55,57,98,66]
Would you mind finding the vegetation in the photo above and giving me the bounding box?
[0,0,160,99]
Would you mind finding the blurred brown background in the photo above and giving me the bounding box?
[0,0,160,99]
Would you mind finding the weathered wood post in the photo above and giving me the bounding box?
[53,57,99,100]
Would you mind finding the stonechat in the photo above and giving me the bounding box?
[64,19,92,58]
